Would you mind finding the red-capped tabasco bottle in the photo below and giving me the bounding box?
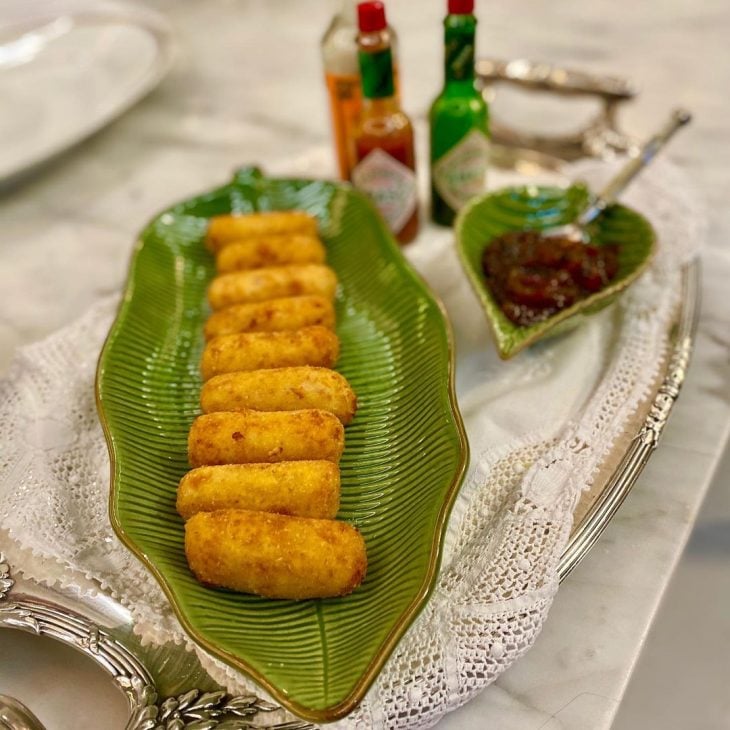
[350,1,418,244]
[321,0,401,181]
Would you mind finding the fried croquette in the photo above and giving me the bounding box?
[200,327,340,380]
[185,509,367,599]
[188,409,345,466]
[200,367,357,424]
[206,211,318,253]
[207,264,337,310]
[216,235,326,273]
[177,461,340,521]
[203,296,335,340]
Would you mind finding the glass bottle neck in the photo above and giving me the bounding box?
[443,14,477,86]
[338,0,357,24]
[358,36,396,100]
[361,95,400,116]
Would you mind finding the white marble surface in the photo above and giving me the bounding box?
[0,1,729,728]
[614,444,730,730]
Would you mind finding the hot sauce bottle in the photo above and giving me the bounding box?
[321,0,400,180]
[350,1,419,244]
[322,2,361,180]
[429,0,490,226]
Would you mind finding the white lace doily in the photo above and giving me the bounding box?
[0,157,705,729]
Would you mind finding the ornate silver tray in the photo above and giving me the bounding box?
[0,60,700,728]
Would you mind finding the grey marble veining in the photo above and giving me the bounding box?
[0,1,728,729]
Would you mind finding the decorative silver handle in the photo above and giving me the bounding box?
[476,58,636,99]
[577,108,692,226]
[0,554,315,730]
[476,58,637,160]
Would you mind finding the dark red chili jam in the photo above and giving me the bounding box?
[481,231,619,326]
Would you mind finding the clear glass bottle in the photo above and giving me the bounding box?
[429,0,490,226]
[350,1,418,244]
[321,0,399,180]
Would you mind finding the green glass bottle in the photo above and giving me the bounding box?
[429,0,490,226]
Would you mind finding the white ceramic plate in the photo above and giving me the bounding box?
[0,0,174,185]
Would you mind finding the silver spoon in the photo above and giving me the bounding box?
[545,107,692,242]
[0,695,46,730]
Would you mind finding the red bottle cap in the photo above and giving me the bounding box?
[358,2,387,32]
[448,0,474,14]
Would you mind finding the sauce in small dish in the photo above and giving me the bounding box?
[481,230,619,326]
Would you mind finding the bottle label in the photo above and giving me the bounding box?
[325,72,362,178]
[351,148,417,234]
[432,128,489,212]
[445,37,475,81]
[358,48,395,99]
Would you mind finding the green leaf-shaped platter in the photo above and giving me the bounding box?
[96,168,468,722]
[456,183,656,359]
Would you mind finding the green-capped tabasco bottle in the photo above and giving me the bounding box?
[351,1,419,244]
[429,0,490,226]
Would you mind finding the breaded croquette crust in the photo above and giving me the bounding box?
[205,212,318,253]
[216,235,326,273]
[200,327,340,380]
[185,509,367,599]
[204,296,335,340]
[188,409,345,466]
[207,264,338,310]
[200,367,357,424]
[176,461,340,520]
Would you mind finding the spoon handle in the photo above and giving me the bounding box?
[577,108,692,226]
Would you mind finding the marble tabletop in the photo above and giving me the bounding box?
[0,1,729,728]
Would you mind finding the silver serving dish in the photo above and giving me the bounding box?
[0,59,700,728]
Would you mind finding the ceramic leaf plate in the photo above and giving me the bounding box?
[456,183,656,359]
[96,168,468,722]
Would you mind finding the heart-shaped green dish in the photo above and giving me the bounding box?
[455,183,656,359]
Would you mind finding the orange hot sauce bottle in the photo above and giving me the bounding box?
[350,1,419,244]
[322,1,402,181]
[322,1,362,180]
